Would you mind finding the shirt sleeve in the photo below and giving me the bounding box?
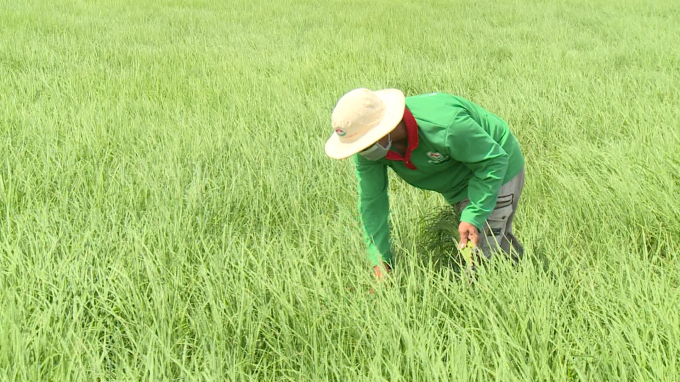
[446,110,509,230]
[354,154,392,266]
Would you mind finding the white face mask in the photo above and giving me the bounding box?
[359,134,392,161]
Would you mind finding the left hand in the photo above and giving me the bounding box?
[458,222,480,249]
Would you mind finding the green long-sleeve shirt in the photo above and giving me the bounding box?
[355,93,524,266]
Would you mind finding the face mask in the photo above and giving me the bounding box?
[359,134,392,161]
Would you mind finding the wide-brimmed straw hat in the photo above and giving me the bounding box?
[325,88,405,159]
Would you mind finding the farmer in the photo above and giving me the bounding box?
[324,88,526,279]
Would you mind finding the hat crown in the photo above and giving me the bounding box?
[331,88,386,142]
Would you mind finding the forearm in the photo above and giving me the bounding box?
[355,156,392,266]
[460,157,508,230]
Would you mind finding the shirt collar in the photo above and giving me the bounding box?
[385,107,419,170]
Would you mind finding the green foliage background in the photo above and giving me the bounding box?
[1,0,679,380]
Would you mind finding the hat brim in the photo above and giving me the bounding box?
[324,89,406,160]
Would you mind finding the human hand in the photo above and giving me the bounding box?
[373,262,392,281]
[458,222,480,249]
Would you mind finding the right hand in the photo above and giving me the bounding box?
[373,262,392,281]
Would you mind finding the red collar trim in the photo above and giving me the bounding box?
[386,107,418,170]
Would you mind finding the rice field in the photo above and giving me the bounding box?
[1,0,680,380]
